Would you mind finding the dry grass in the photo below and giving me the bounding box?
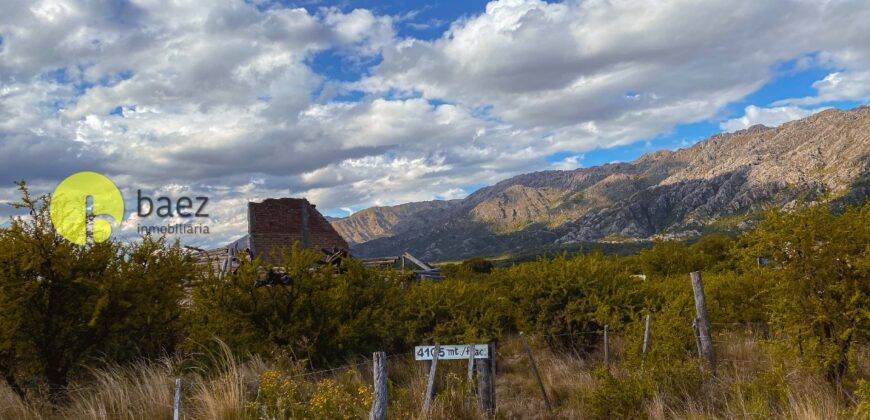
[60,359,177,419]
[0,334,866,419]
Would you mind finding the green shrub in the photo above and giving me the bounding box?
[742,202,870,380]
[0,183,192,395]
[856,379,870,418]
[460,257,494,274]
[248,369,371,419]
[503,253,645,351]
[185,244,403,365]
[587,367,653,419]
[729,368,788,418]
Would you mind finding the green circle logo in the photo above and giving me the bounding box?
[50,172,125,245]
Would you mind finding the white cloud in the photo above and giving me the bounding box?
[1,0,870,247]
[720,105,830,132]
[550,154,584,171]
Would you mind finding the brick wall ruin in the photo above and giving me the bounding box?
[248,198,348,264]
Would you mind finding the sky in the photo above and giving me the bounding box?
[1,0,869,247]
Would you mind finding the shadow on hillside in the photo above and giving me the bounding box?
[355,160,867,262]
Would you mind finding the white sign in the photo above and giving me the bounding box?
[415,344,489,361]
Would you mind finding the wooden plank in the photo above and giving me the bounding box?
[402,252,433,271]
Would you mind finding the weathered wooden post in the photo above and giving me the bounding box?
[641,314,651,365]
[173,377,181,420]
[369,352,387,420]
[476,342,496,417]
[490,341,496,414]
[467,344,476,383]
[422,343,440,416]
[692,318,705,373]
[690,271,716,376]
[520,333,552,414]
[603,324,610,365]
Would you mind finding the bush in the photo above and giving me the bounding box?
[587,367,653,419]
[856,379,870,418]
[0,183,191,395]
[185,244,403,365]
[460,257,494,274]
[503,253,645,351]
[248,369,372,420]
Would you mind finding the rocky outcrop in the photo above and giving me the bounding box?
[340,107,870,260]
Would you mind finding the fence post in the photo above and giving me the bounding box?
[520,333,552,414]
[490,341,497,415]
[690,271,717,376]
[422,343,440,416]
[692,318,705,373]
[467,343,476,383]
[369,352,387,420]
[476,342,496,417]
[641,314,651,370]
[173,377,181,420]
[603,324,610,365]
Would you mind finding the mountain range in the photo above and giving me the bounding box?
[330,107,870,261]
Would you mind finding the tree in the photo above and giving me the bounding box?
[0,182,191,397]
[743,201,870,381]
[460,257,495,274]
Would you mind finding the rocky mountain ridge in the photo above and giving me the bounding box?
[330,107,870,260]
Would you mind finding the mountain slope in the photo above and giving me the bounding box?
[329,200,457,245]
[335,107,870,260]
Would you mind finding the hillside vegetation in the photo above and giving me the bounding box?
[0,183,868,418]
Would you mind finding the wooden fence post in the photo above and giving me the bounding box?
[369,352,387,420]
[520,333,552,414]
[692,318,702,357]
[467,344,476,383]
[490,341,497,414]
[173,377,181,420]
[476,342,496,417]
[422,343,440,416]
[641,314,651,370]
[690,271,717,376]
[692,318,705,373]
[603,324,610,365]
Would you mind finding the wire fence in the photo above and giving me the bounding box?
[266,322,870,383]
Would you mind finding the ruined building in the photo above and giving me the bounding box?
[196,198,348,271]
[247,198,347,264]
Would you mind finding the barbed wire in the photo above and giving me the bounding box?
[284,349,421,380]
[286,359,372,379]
[535,330,616,338]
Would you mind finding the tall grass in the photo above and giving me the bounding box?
[0,334,866,419]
